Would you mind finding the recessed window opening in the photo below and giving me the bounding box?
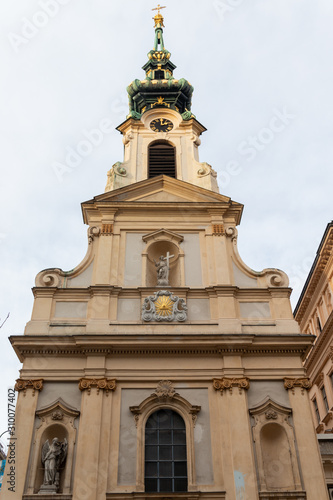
[148,141,176,179]
[322,386,329,413]
[145,409,187,493]
[313,398,321,425]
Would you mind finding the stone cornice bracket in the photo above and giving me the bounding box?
[15,378,43,396]
[213,377,250,395]
[79,378,116,396]
[284,377,312,395]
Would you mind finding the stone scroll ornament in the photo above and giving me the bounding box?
[142,290,187,322]
[39,438,67,494]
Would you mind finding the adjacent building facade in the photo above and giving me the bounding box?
[294,221,333,494]
[1,11,329,500]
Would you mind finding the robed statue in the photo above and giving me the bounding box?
[41,437,67,491]
[154,252,174,286]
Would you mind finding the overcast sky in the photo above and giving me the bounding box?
[0,0,332,444]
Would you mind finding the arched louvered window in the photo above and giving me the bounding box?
[145,409,187,492]
[148,141,176,179]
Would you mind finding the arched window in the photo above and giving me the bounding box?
[148,141,176,179]
[145,409,187,493]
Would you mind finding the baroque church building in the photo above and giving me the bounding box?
[2,9,329,500]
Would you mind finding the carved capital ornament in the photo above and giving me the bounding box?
[79,378,116,395]
[284,377,311,394]
[15,378,43,396]
[213,377,250,394]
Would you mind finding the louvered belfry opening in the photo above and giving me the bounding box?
[148,141,176,179]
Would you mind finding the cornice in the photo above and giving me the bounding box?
[10,334,313,362]
[304,310,333,373]
[294,222,333,322]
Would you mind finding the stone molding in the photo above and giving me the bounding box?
[78,378,116,395]
[130,380,201,427]
[213,377,250,394]
[259,492,306,499]
[15,378,43,396]
[284,377,311,394]
[225,225,289,288]
[106,493,226,500]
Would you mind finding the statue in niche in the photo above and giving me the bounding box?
[40,437,67,492]
[154,252,174,286]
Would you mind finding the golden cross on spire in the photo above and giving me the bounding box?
[152,4,166,15]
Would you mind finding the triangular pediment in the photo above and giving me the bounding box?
[84,176,236,205]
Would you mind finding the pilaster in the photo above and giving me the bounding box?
[284,378,329,500]
[72,378,116,500]
[213,377,258,499]
[1,380,43,499]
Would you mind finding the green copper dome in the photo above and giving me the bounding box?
[126,7,195,121]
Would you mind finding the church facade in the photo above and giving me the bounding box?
[1,10,329,500]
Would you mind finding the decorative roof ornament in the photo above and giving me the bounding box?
[126,8,195,121]
[152,4,166,29]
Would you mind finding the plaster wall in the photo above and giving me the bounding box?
[124,233,144,286]
[181,234,202,287]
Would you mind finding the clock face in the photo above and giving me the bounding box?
[150,118,174,132]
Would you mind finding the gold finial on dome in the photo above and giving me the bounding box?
[152,4,166,28]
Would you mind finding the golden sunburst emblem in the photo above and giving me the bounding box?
[155,295,173,317]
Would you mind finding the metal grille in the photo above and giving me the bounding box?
[148,142,176,178]
[145,409,187,493]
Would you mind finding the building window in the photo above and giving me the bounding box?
[313,398,320,425]
[148,141,176,179]
[322,386,330,413]
[145,409,187,493]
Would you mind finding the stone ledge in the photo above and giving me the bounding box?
[23,495,72,500]
[106,493,226,500]
[259,491,306,499]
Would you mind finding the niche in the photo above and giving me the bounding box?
[260,423,295,490]
[143,229,184,288]
[249,398,303,494]
[25,398,79,495]
[35,424,68,493]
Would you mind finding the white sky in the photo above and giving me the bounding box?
[0,0,333,444]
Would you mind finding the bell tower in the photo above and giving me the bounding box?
[105,7,218,193]
[2,8,329,500]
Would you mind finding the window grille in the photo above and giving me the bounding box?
[145,409,187,493]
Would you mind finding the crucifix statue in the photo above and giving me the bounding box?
[154,251,174,286]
